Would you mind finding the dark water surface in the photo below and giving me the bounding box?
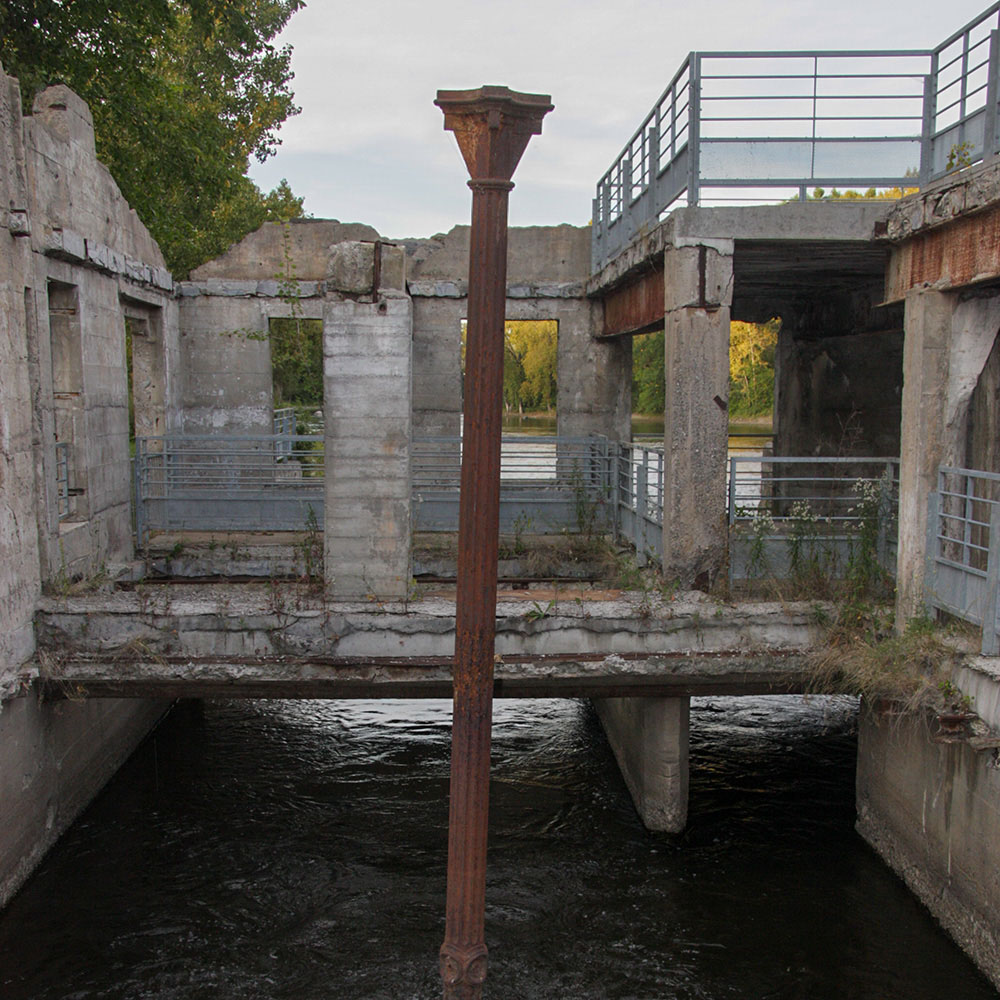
[1,696,996,999]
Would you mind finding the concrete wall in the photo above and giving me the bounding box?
[967,329,1000,474]
[856,691,1000,991]
[0,68,175,908]
[773,329,903,459]
[403,224,630,442]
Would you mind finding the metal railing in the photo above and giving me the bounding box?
[592,4,1000,270]
[133,434,324,542]
[273,407,297,460]
[614,442,664,565]
[412,435,612,533]
[926,466,1000,654]
[55,441,70,521]
[727,455,899,586]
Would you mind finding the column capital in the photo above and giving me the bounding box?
[435,86,553,185]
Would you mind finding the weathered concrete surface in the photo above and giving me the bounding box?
[773,328,903,459]
[402,224,629,442]
[856,679,1000,991]
[29,587,825,698]
[885,160,1000,299]
[594,696,689,832]
[590,202,891,297]
[662,244,733,587]
[324,293,412,599]
[897,288,953,620]
[190,219,381,282]
[0,67,40,685]
[177,294,274,434]
[0,696,169,908]
[0,70,177,912]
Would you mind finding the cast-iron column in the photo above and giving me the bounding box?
[434,86,552,1000]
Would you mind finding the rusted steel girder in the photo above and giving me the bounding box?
[434,86,552,1000]
[600,261,665,339]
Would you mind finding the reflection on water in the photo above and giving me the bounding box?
[0,695,995,999]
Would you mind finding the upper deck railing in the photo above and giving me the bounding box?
[592,4,1000,271]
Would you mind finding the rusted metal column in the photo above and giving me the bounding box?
[434,86,552,1000]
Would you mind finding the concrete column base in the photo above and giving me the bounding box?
[593,696,690,832]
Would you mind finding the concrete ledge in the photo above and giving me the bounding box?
[28,587,824,699]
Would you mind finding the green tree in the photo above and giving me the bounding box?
[0,0,306,276]
[729,319,779,418]
[631,329,665,414]
[269,317,323,405]
[508,321,558,412]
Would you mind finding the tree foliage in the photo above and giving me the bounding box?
[269,317,322,405]
[503,321,558,413]
[631,329,664,414]
[729,318,779,419]
[0,0,306,276]
[631,321,779,419]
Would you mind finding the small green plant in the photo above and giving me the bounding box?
[845,474,893,603]
[298,504,323,589]
[169,542,185,559]
[946,140,974,172]
[511,512,532,556]
[525,599,555,622]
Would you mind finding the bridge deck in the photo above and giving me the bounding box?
[28,585,825,700]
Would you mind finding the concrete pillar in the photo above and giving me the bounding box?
[896,287,954,621]
[594,696,690,832]
[662,241,733,586]
[555,298,631,442]
[323,271,412,600]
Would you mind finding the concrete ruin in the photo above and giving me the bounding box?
[1,56,999,991]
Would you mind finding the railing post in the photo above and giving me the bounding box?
[919,56,937,185]
[687,52,701,206]
[648,125,660,217]
[591,195,602,271]
[877,461,893,571]
[133,437,145,548]
[622,152,634,242]
[924,489,941,620]
[728,455,738,593]
[983,30,1000,163]
[637,447,649,565]
[435,86,552,1000]
[982,499,1000,656]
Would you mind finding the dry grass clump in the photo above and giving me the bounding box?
[808,605,968,714]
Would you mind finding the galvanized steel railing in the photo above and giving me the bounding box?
[133,434,324,543]
[592,4,1000,270]
[727,455,899,586]
[614,442,665,565]
[412,435,613,533]
[927,466,1000,654]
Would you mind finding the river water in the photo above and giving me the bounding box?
[1,695,996,999]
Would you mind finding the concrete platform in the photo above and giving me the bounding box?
[28,585,825,700]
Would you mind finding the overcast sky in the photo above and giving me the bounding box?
[248,0,996,239]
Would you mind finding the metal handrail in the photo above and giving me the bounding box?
[592,4,1000,271]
